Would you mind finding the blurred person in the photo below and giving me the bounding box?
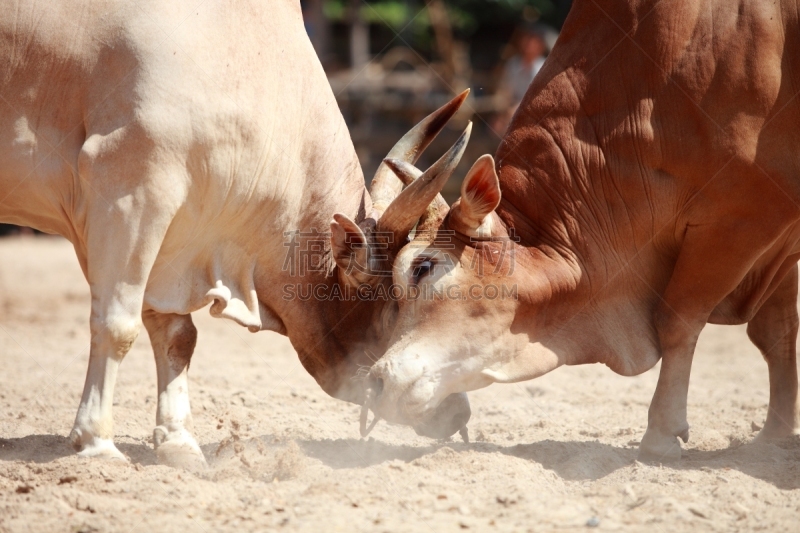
[492,24,552,135]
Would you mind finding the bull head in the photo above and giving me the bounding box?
[358,150,516,436]
[329,91,474,440]
[330,92,471,287]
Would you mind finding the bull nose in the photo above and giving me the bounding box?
[367,375,384,401]
[413,392,471,440]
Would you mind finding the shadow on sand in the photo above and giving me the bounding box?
[296,435,800,490]
[0,434,157,466]
[3,433,798,490]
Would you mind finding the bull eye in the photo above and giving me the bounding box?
[412,259,435,282]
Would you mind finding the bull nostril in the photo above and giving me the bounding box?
[369,376,384,399]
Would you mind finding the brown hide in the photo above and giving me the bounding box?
[497,0,800,358]
[368,0,800,459]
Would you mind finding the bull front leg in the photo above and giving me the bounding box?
[639,309,701,462]
[69,309,141,460]
[68,138,183,460]
[638,217,773,462]
[69,246,154,460]
[143,310,206,469]
[746,264,800,440]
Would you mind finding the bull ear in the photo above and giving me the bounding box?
[456,154,501,229]
[330,214,370,283]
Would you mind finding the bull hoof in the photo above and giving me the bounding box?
[153,426,207,471]
[754,424,800,443]
[638,427,686,463]
[70,429,128,461]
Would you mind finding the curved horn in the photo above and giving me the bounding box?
[382,160,450,240]
[369,90,470,217]
[383,159,422,186]
[378,122,472,248]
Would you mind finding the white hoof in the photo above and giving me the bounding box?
[638,426,685,463]
[754,425,800,443]
[153,426,207,471]
[70,429,128,461]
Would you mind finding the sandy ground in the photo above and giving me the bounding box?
[0,236,798,532]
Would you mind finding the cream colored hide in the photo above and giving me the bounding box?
[0,0,470,468]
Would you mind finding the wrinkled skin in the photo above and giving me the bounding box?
[368,0,800,462]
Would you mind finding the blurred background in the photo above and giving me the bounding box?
[0,0,572,236]
[304,0,572,202]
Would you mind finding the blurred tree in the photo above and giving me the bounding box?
[349,0,371,68]
[302,0,330,59]
[313,0,571,74]
[318,0,571,33]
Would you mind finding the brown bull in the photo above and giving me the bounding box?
[360,0,800,461]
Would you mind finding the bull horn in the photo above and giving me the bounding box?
[383,159,422,185]
[377,122,471,248]
[369,89,470,217]
[382,160,450,241]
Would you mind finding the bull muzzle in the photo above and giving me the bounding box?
[411,392,471,441]
[361,375,471,442]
